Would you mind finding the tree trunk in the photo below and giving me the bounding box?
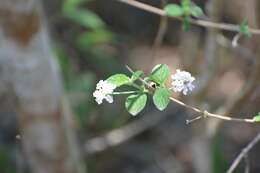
[0,0,85,173]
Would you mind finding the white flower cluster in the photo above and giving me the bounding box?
[93,80,116,104]
[171,69,195,95]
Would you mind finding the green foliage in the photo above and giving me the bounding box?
[212,135,229,173]
[107,74,130,87]
[63,0,104,29]
[125,94,147,116]
[150,64,170,86]
[164,0,203,31]
[153,88,170,111]
[62,0,112,49]
[165,0,204,17]
[62,0,117,75]
[0,147,15,173]
[164,4,183,17]
[64,9,104,29]
[181,0,191,15]
[131,70,144,82]
[63,0,86,11]
[253,112,260,122]
[99,64,174,116]
[190,5,204,17]
[94,64,194,116]
[239,21,252,37]
[54,48,74,88]
[77,30,113,48]
[70,73,96,91]
[182,16,191,31]
[72,75,96,127]
[55,46,97,127]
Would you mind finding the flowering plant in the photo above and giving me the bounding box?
[93,64,195,116]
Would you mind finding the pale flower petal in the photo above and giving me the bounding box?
[171,69,195,95]
[93,80,116,104]
[105,95,114,103]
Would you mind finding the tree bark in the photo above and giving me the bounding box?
[0,0,85,173]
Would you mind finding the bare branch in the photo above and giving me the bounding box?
[118,0,260,35]
[226,132,260,173]
[84,108,175,154]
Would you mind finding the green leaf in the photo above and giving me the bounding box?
[190,5,204,17]
[239,21,251,37]
[150,64,170,85]
[63,0,86,12]
[125,94,147,116]
[253,112,260,122]
[107,74,130,87]
[153,88,170,111]
[77,29,113,48]
[131,70,144,82]
[181,0,191,7]
[164,4,184,17]
[64,9,104,29]
[181,0,191,15]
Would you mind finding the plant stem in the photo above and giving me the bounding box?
[112,91,139,95]
[226,133,260,173]
[130,83,143,90]
[118,0,260,35]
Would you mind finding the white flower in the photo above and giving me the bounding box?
[93,80,116,104]
[171,69,195,95]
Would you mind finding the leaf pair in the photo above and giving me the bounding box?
[164,0,204,31]
[125,88,171,116]
[164,2,203,18]
[127,64,171,115]
[106,64,172,116]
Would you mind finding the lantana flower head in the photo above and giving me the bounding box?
[93,80,116,104]
[171,69,195,95]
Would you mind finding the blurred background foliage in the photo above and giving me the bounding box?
[55,0,124,131]
[52,0,259,172]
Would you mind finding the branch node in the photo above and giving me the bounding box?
[203,110,209,118]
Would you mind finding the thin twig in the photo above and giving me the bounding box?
[170,98,255,123]
[112,91,139,95]
[118,0,260,35]
[226,132,260,173]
